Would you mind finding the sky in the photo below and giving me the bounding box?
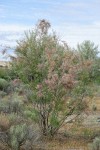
[0,0,100,60]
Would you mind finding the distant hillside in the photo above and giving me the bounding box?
[0,61,10,67]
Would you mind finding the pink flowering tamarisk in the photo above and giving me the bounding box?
[11,20,93,136]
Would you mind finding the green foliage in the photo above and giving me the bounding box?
[50,113,59,128]
[8,68,19,80]
[0,67,9,80]
[91,58,100,84]
[0,78,9,91]
[10,20,95,136]
[25,89,35,102]
[89,137,100,150]
[77,40,99,60]
[78,70,91,84]
[0,93,24,114]
[9,124,28,150]
[0,91,7,97]
[82,128,93,139]
[77,41,100,85]
[6,123,39,150]
[9,99,23,114]
[24,108,39,122]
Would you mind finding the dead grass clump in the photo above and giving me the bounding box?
[0,114,10,131]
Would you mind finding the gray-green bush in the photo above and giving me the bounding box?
[9,124,28,150]
[89,137,100,150]
[0,93,24,114]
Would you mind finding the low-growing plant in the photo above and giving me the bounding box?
[88,137,100,150]
[0,99,9,113]
[3,124,39,150]
[0,78,9,91]
[0,94,24,114]
[0,91,7,97]
[92,105,97,111]
[8,113,24,125]
[0,67,9,80]
[9,99,23,114]
[24,108,39,123]
[9,124,28,150]
[82,128,93,139]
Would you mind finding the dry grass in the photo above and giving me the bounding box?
[87,96,100,111]
[0,114,10,131]
[35,136,89,150]
[0,142,8,150]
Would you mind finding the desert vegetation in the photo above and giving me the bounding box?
[0,19,100,150]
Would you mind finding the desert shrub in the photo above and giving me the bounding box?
[0,67,9,80]
[92,105,97,111]
[0,91,7,98]
[24,108,39,123]
[17,84,35,102]
[0,78,9,91]
[25,89,34,102]
[83,128,100,140]
[0,94,24,114]
[81,128,94,139]
[0,113,25,131]
[0,99,9,113]
[88,137,100,150]
[9,99,23,114]
[8,113,24,126]
[9,124,28,150]
[7,79,22,93]
[8,124,39,150]
[7,68,18,80]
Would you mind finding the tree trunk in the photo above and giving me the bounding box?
[40,111,49,136]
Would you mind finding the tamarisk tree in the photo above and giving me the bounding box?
[11,19,92,136]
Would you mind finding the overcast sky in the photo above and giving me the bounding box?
[0,0,100,60]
